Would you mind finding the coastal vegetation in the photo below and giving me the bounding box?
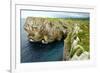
[24,17,89,60]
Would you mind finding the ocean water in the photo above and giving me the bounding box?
[21,19,64,63]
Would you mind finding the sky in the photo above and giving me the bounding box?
[21,10,89,19]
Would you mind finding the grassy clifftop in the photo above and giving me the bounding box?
[63,18,89,60]
[24,17,89,60]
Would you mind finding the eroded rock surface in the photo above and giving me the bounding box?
[24,17,68,44]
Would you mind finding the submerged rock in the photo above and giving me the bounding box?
[24,17,68,44]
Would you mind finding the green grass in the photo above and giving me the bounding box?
[36,17,90,58]
[47,17,89,52]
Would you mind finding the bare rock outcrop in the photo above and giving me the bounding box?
[24,17,68,44]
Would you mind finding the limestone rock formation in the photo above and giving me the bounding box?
[24,17,68,44]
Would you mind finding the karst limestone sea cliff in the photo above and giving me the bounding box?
[24,17,68,44]
[24,17,90,60]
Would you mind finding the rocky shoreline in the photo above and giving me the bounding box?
[24,17,90,61]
